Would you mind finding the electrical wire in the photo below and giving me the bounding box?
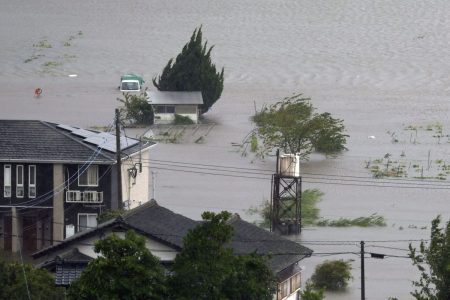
[144,158,450,187]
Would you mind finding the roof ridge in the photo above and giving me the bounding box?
[226,213,241,224]
[40,121,115,162]
[123,199,159,220]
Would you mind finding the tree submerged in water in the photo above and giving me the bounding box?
[153,26,224,114]
[251,94,348,159]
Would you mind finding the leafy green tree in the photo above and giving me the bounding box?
[252,94,348,159]
[300,280,325,300]
[153,26,224,113]
[117,91,153,125]
[0,259,64,300]
[409,216,450,300]
[223,253,277,300]
[68,230,166,300]
[168,211,276,300]
[97,208,126,223]
[311,259,352,290]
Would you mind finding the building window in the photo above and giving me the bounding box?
[29,165,36,198]
[155,105,175,114]
[16,165,24,198]
[4,165,11,198]
[78,213,98,232]
[278,279,290,300]
[290,272,301,293]
[78,165,99,186]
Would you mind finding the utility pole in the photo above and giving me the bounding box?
[361,241,365,300]
[115,109,123,209]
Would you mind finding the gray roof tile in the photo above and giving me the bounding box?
[34,201,312,274]
[0,120,154,163]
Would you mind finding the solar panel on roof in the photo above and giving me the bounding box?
[57,123,139,153]
[71,128,96,138]
[83,133,138,153]
[57,124,80,132]
[96,132,139,148]
[84,135,110,149]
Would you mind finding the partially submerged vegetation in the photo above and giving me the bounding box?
[366,123,450,180]
[247,189,386,228]
[316,213,386,227]
[311,260,353,291]
[245,94,348,160]
[24,31,83,74]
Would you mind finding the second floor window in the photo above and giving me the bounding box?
[4,165,11,197]
[78,165,99,186]
[29,165,36,198]
[16,165,24,198]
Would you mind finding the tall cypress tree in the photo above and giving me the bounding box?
[153,27,224,114]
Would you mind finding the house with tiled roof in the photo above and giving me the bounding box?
[33,200,312,300]
[0,120,154,254]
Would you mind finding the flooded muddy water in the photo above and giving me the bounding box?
[1,0,450,298]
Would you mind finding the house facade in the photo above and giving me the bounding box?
[146,91,204,124]
[0,120,154,253]
[33,200,313,299]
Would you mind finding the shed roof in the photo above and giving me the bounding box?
[147,91,203,105]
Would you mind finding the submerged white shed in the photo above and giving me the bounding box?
[146,91,203,124]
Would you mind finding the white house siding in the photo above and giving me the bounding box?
[153,112,175,124]
[144,238,178,261]
[154,105,199,124]
[121,149,150,209]
[39,230,178,262]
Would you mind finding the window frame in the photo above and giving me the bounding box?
[4,165,11,198]
[28,165,36,198]
[78,165,99,187]
[77,213,98,232]
[16,165,24,198]
[155,105,175,114]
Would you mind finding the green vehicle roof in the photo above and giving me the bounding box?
[121,74,144,83]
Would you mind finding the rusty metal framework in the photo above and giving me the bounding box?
[270,174,302,235]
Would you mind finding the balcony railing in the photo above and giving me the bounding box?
[66,190,103,203]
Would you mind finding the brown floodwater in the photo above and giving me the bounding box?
[1,0,450,298]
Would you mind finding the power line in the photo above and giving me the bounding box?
[146,158,450,186]
[142,164,450,190]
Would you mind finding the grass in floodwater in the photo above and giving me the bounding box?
[316,213,386,227]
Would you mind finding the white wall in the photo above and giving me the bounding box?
[121,148,150,209]
[40,229,179,262]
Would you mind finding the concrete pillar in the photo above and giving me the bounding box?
[11,207,20,253]
[53,164,64,244]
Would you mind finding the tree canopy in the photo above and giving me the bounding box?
[168,211,276,300]
[68,230,166,300]
[300,281,325,300]
[117,91,153,125]
[0,259,64,300]
[252,94,348,159]
[409,216,450,300]
[310,259,352,290]
[153,26,224,114]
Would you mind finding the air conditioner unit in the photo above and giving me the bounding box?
[66,191,81,202]
[83,191,103,203]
